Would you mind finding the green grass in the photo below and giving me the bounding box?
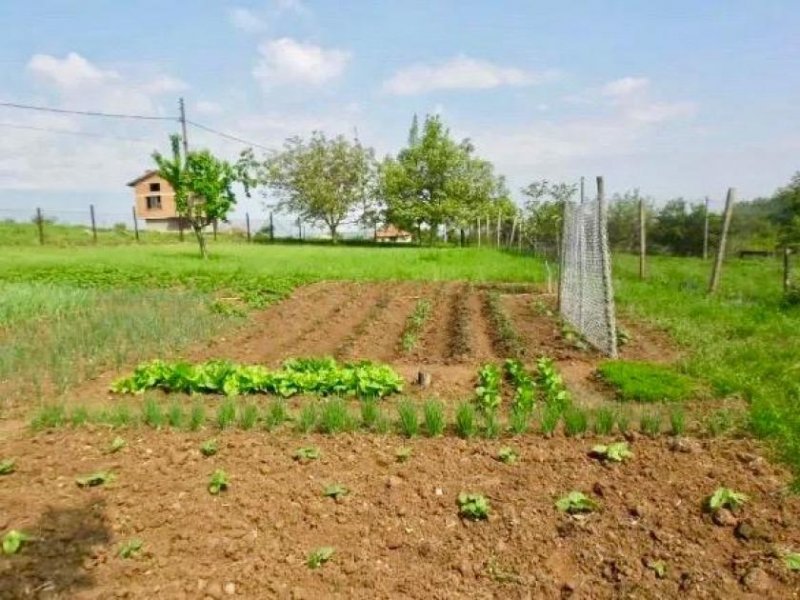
[422,399,445,437]
[396,400,420,438]
[318,398,354,434]
[597,360,695,403]
[455,401,477,439]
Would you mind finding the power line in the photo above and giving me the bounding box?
[186,120,273,152]
[0,101,176,122]
[0,122,156,144]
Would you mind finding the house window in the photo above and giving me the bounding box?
[146,195,162,210]
[149,182,161,192]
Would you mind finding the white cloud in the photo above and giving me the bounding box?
[28,52,120,89]
[382,56,556,95]
[628,101,696,124]
[253,38,351,88]
[194,100,223,115]
[229,7,268,33]
[601,76,650,98]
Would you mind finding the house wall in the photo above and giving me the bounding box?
[132,174,177,219]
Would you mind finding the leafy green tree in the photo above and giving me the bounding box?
[380,114,507,243]
[520,179,577,251]
[251,132,376,242]
[153,134,239,259]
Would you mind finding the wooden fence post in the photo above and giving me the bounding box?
[90,204,97,243]
[132,206,140,242]
[703,196,710,260]
[597,176,618,357]
[638,197,646,279]
[36,207,44,245]
[708,188,736,294]
[179,218,184,241]
[784,247,792,292]
[246,212,251,242]
[269,212,274,242]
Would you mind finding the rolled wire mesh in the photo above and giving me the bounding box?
[560,198,617,356]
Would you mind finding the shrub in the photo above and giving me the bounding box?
[423,399,445,437]
[597,360,694,403]
[455,401,477,439]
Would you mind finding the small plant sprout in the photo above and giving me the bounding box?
[307,546,335,569]
[200,439,218,457]
[293,447,320,463]
[2,530,32,555]
[395,447,412,463]
[497,447,518,465]
[646,559,667,579]
[0,459,16,475]
[76,471,114,488]
[208,469,229,495]
[322,484,348,500]
[396,400,420,438]
[455,401,477,439]
[108,437,126,454]
[118,538,144,559]
[423,399,445,437]
[783,551,800,572]
[590,442,634,463]
[555,491,598,515]
[457,492,490,520]
[706,487,749,512]
[297,403,318,433]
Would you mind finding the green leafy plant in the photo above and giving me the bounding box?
[111,357,403,399]
[396,400,419,437]
[706,487,748,512]
[200,439,218,457]
[475,363,502,414]
[646,559,667,579]
[537,357,571,411]
[497,447,518,464]
[455,401,477,439]
[783,552,800,572]
[216,398,237,430]
[76,471,114,488]
[423,399,445,437]
[0,459,16,475]
[591,442,633,463]
[323,483,348,499]
[458,492,490,520]
[555,491,598,514]
[208,469,229,495]
[297,403,318,433]
[2,530,32,555]
[108,437,126,454]
[307,546,335,569]
[505,358,536,414]
[593,408,615,435]
[293,447,320,462]
[395,447,412,463]
[118,538,144,559]
[597,360,694,403]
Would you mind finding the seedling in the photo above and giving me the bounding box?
[706,487,748,512]
[497,447,518,464]
[423,399,445,437]
[297,403,319,433]
[307,546,335,569]
[118,538,143,559]
[593,408,615,435]
[395,447,412,463]
[455,401,477,439]
[76,471,114,488]
[323,484,348,499]
[555,491,598,514]
[591,442,633,463]
[784,552,800,571]
[208,469,229,495]
[0,459,16,475]
[108,437,126,454]
[396,400,419,438]
[2,530,32,555]
[200,439,218,457]
[457,492,490,520]
[646,559,667,579]
[475,364,502,414]
[293,447,320,462]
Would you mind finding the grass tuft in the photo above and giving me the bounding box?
[423,399,445,437]
[455,401,477,439]
[396,400,420,438]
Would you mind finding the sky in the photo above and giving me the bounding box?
[0,0,798,227]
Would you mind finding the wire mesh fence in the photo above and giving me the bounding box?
[559,190,618,357]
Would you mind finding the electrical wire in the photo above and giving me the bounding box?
[0,101,176,122]
[186,120,273,151]
[0,122,156,143]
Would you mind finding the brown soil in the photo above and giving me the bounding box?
[1,429,798,599]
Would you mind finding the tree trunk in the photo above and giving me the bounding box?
[329,224,338,244]
[193,224,208,259]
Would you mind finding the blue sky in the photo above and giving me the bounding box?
[0,0,798,225]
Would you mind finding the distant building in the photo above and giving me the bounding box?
[127,170,183,231]
[375,224,413,243]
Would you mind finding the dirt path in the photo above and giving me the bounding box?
[1,429,798,599]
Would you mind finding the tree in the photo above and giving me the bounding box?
[380,114,507,243]
[253,132,376,242]
[152,134,239,259]
[520,179,577,252]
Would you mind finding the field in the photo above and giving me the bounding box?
[1,242,799,598]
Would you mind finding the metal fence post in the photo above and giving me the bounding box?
[36,207,44,245]
[269,212,274,242]
[597,176,618,357]
[246,212,251,242]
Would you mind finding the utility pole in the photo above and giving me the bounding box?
[178,97,189,158]
[703,196,710,260]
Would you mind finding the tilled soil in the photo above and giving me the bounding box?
[1,429,798,599]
